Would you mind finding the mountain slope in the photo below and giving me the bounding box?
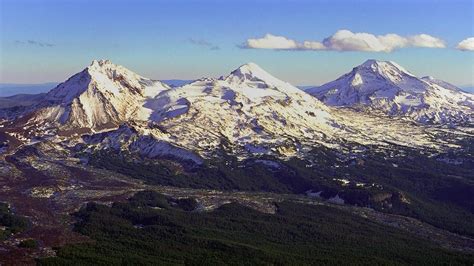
[308,60,474,124]
[19,60,170,132]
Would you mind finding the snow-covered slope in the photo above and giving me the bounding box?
[140,63,340,158]
[22,60,170,131]
[421,76,461,92]
[308,60,474,124]
[3,60,468,163]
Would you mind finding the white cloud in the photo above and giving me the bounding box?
[301,41,326,50]
[242,30,446,52]
[245,34,299,49]
[243,34,325,50]
[323,30,391,52]
[407,34,445,48]
[456,37,474,51]
[323,30,445,52]
[378,34,409,51]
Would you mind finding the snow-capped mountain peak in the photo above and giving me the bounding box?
[223,63,302,96]
[89,59,112,68]
[23,60,171,131]
[46,59,169,103]
[358,59,414,76]
[139,62,336,158]
[308,60,474,124]
[225,62,274,82]
[84,59,169,97]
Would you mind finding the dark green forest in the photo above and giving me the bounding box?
[39,191,473,265]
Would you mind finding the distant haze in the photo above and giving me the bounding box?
[0,83,57,97]
[462,87,474,93]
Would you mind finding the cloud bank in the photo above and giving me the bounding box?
[456,37,474,51]
[242,30,446,52]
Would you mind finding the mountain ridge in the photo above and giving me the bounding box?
[1,59,471,163]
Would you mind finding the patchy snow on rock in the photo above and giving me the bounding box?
[333,178,350,186]
[30,187,56,198]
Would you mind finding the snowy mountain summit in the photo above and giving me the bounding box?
[224,63,301,92]
[308,60,474,124]
[23,60,170,132]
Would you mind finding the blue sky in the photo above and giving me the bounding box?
[1,0,473,87]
